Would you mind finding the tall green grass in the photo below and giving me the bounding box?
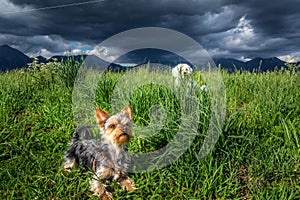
[0,60,299,199]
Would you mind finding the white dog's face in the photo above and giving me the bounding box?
[172,63,193,78]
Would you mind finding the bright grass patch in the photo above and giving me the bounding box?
[0,61,299,199]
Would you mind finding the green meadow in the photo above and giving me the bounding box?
[0,60,299,199]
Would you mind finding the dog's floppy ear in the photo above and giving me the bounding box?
[120,105,133,120]
[189,65,193,73]
[95,108,110,128]
[172,66,179,77]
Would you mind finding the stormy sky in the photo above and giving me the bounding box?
[0,0,299,62]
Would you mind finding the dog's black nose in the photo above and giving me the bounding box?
[120,132,128,137]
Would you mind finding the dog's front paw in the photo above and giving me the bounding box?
[63,168,71,174]
[127,184,138,191]
[93,187,112,200]
[120,177,137,191]
[99,191,112,200]
[90,179,112,200]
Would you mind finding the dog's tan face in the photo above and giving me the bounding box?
[96,105,133,146]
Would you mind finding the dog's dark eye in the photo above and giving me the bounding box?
[109,124,116,129]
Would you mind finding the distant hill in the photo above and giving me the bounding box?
[82,55,126,72]
[35,55,47,63]
[0,45,126,72]
[245,57,286,72]
[213,57,289,72]
[0,44,299,72]
[0,45,32,71]
[213,58,246,72]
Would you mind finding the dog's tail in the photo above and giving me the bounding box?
[70,126,93,144]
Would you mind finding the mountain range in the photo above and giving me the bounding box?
[0,44,298,72]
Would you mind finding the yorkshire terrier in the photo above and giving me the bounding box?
[63,105,136,199]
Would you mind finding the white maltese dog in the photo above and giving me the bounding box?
[172,63,208,92]
[172,63,195,87]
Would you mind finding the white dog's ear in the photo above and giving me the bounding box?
[172,66,179,77]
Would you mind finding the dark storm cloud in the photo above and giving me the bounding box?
[2,0,224,40]
[226,0,300,37]
[201,0,300,60]
[0,0,299,60]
